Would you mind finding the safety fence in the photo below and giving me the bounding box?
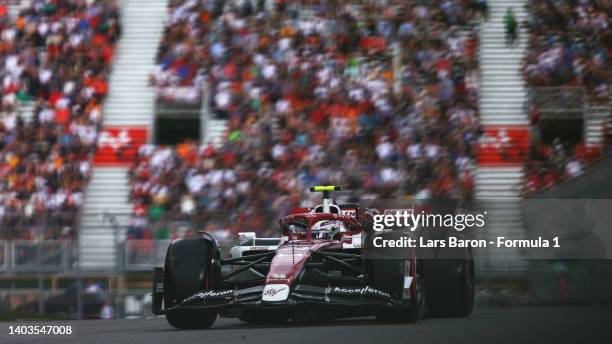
[122,240,171,271]
[122,239,239,271]
[0,240,76,273]
[528,87,586,118]
[155,86,203,115]
[155,97,201,116]
[0,239,240,273]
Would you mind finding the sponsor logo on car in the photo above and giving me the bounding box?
[269,273,287,280]
[263,286,287,297]
[183,289,234,303]
[341,209,356,217]
[331,286,391,299]
[262,284,290,302]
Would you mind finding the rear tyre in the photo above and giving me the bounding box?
[424,247,475,317]
[371,251,425,323]
[164,238,218,329]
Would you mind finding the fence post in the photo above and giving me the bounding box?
[125,241,130,271]
[392,42,402,97]
[10,241,15,273]
[76,227,83,319]
[153,240,158,268]
[37,240,44,314]
[63,240,68,272]
[200,79,209,146]
[1,241,7,272]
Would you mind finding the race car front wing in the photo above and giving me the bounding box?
[152,268,410,315]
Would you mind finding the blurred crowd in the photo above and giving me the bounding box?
[524,139,602,196]
[0,0,120,239]
[522,0,610,196]
[0,0,605,241]
[132,0,485,238]
[523,0,610,101]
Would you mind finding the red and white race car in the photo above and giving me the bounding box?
[152,186,474,328]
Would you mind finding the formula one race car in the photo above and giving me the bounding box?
[152,186,475,329]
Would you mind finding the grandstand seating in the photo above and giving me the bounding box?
[3,0,606,247]
[129,0,486,237]
[523,0,610,100]
[78,0,168,269]
[522,0,610,196]
[0,0,121,239]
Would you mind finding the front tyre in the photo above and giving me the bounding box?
[166,310,217,329]
[164,238,218,329]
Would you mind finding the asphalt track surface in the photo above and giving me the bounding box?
[1,306,611,344]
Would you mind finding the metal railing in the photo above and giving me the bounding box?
[0,240,7,270]
[123,240,171,271]
[528,87,586,118]
[122,239,239,271]
[0,240,76,273]
[0,239,141,273]
[585,104,611,119]
[0,239,237,273]
[155,86,202,116]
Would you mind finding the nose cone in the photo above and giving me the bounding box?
[265,244,312,286]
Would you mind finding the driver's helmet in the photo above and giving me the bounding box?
[311,220,346,239]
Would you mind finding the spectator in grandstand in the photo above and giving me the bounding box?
[504,8,518,45]
[522,0,610,194]
[131,0,484,236]
[523,138,601,196]
[523,0,610,101]
[0,0,121,239]
[529,104,542,145]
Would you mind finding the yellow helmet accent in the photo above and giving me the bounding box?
[310,186,343,192]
